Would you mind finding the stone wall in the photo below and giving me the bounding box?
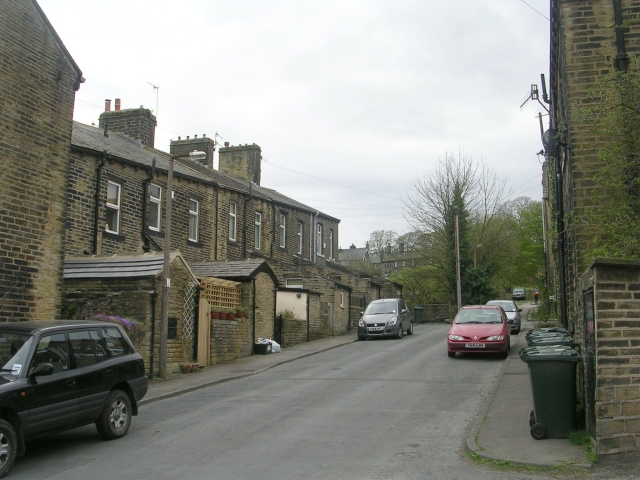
[66,148,215,262]
[99,107,157,147]
[0,0,80,320]
[581,259,640,461]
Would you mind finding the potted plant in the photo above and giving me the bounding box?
[180,362,193,374]
[218,308,227,320]
[211,308,219,320]
[227,307,236,321]
[236,306,245,318]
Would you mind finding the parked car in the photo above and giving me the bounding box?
[0,320,148,478]
[446,305,510,358]
[358,298,413,340]
[486,300,522,333]
[512,287,526,300]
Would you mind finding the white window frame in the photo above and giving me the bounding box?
[279,213,286,249]
[148,184,161,231]
[105,180,121,234]
[286,278,303,288]
[316,224,323,255]
[255,212,262,250]
[229,202,237,241]
[340,291,345,308]
[188,199,199,242]
[297,221,303,255]
[329,229,334,259]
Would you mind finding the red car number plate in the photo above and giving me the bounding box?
[466,343,485,348]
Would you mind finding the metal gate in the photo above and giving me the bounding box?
[274,314,283,346]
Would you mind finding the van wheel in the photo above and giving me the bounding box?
[96,389,132,440]
[0,419,17,479]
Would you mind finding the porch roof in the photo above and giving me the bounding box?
[189,259,279,285]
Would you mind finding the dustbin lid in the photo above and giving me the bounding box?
[519,345,582,362]
[414,306,423,311]
[526,327,568,338]
[527,336,578,347]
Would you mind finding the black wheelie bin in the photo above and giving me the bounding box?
[519,345,582,440]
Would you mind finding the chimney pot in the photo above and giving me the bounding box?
[178,136,181,140]
[203,134,206,137]
[194,134,198,138]
[187,136,190,140]
[224,142,229,147]
[105,99,111,111]
[115,98,121,111]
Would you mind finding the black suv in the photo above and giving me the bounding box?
[0,320,148,477]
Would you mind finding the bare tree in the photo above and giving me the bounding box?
[368,230,398,253]
[403,152,512,302]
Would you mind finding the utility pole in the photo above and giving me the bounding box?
[159,155,174,378]
[454,206,462,312]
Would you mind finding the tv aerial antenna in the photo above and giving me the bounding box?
[148,82,160,120]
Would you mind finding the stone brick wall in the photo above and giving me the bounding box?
[553,0,640,333]
[219,144,261,185]
[63,257,197,375]
[210,317,253,364]
[283,318,307,346]
[581,259,640,460]
[66,149,215,262]
[254,272,275,339]
[99,107,157,147]
[0,0,80,321]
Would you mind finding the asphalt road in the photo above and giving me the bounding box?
[9,322,550,480]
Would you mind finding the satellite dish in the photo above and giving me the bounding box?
[542,129,557,153]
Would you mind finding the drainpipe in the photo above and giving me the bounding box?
[614,0,629,72]
[252,278,256,351]
[92,150,107,254]
[148,289,157,378]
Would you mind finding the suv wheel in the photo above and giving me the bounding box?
[407,322,413,335]
[0,419,17,478]
[96,390,132,440]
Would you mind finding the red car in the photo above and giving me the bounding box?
[447,305,511,358]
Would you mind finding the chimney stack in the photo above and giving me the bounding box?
[115,98,121,111]
[218,143,262,185]
[98,99,157,147]
[105,99,111,111]
[170,135,216,169]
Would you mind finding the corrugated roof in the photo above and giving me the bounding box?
[64,252,186,279]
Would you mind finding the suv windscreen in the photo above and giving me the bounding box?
[0,333,34,375]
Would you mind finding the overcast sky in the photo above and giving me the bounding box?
[39,0,550,249]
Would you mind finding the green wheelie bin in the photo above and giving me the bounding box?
[413,306,424,324]
[519,345,582,440]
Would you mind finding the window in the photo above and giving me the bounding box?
[148,184,161,231]
[255,212,262,250]
[340,292,345,308]
[189,199,199,242]
[297,222,303,254]
[229,202,237,241]
[286,278,303,288]
[101,327,131,357]
[329,229,334,259]
[106,181,121,234]
[168,318,178,340]
[32,333,69,373]
[316,224,323,255]
[69,330,97,368]
[279,213,286,248]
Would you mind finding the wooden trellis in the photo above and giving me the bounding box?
[201,278,241,309]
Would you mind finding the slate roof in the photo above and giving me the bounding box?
[71,122,215,185]
[63,252,195,281]
[338,247,369,262]
[71,122,337,221]
[189,259,278,285]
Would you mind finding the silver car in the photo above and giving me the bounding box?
[358,298,413,340]
[486,300,522,333]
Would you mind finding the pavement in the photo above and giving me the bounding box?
[139,315,589,470]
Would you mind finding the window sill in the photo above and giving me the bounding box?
[147,229,165,239]
[102,231,125,242]
[187,240,202,248]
